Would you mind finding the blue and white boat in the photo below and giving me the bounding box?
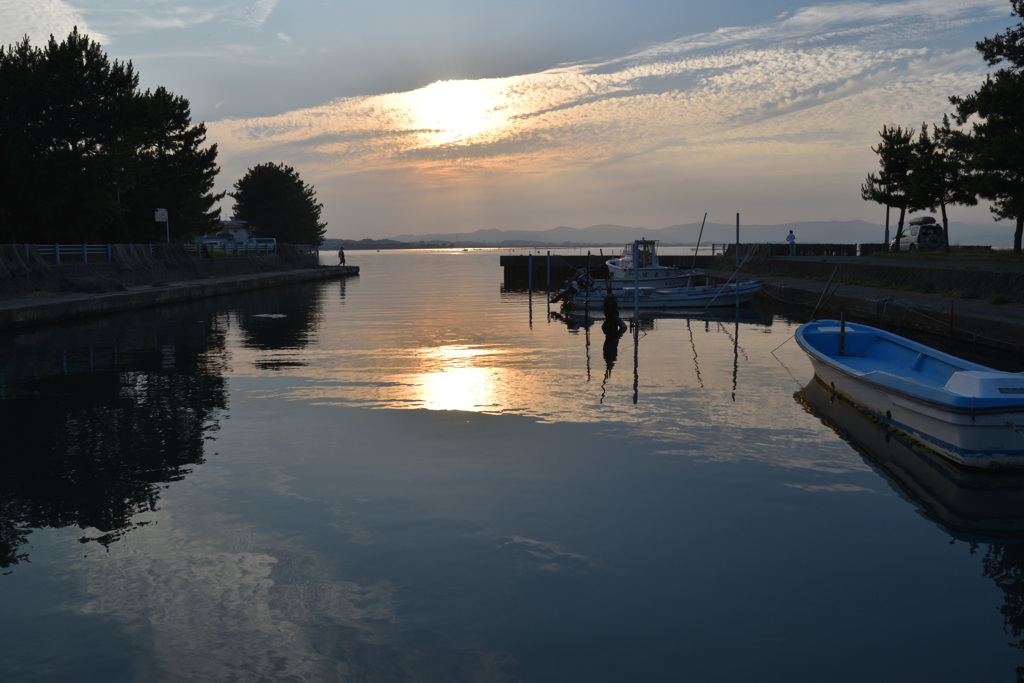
[557,270,762,310]
[795,319,1024,468]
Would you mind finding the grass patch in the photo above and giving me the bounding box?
[898,282,935,294]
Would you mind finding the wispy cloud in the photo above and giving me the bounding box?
[211,2,993,178]
[205,0,1007,232]
[0,1,283,46]
[0,0,106,45]
[85,6,221,35]
[242,0,278,29]
[625,0,1006,58]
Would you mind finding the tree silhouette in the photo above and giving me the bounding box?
[0,28,222,243]
[861,125,915,250]
[230,162,327,246]
[907,117,977,252]
[951,0,1024,253]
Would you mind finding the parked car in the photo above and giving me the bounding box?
[890,216,943,251]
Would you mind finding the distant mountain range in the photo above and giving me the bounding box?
[381,219,1016,248]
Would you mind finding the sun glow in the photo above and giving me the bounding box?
[411,344,508,411]
[405,79,506,146]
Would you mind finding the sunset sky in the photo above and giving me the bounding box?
[1,0,1017,239]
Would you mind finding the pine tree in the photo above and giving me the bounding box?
[950,0,1024,253]
[0,28,222,243]
[906,117,977,252]
[861,125,915,250]
[230,163,327,247]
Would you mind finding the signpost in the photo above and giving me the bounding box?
[155,208,169,243]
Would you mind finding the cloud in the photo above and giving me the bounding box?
[210,17,988,184]
[0,1,283,46]
[623,0,1006,58]
[92,6,221,35]
[0,0,106,45]
[205,0,1008,233]
[242,0,278,29]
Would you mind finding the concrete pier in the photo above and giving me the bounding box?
[727,258,1024,359]
[0,266,358,331]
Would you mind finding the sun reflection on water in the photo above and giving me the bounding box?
[412,344,506,411]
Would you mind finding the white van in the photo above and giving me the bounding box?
[890,217,942,251]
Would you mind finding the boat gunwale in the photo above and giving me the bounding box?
[796,320,1024,416]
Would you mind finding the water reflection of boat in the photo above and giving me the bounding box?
[796,378,1024,543]
[549,303,765,327]
[550,307,756,404]
[550,238,762,309]
[558,272,762,311]
[796,319,1024,468]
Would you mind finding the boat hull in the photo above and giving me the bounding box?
[796,320,1024,468]
[796,377,1024,541]
[564,280,762,310]
[602,269,698,289]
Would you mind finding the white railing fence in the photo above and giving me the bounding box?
[20,242,316,264]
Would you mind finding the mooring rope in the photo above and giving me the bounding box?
[880,296,1022,350]
[758,283,826,307]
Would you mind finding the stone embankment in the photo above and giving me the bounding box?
[728,247,1024,359]
[0,243,357,331]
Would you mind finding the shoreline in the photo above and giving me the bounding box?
[717,260,1024,359]
[4,251,1023,361]
[0,266,357,331]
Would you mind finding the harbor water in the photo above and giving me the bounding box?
[2,248,1023,681]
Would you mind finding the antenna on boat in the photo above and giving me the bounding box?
[692,212,707,271]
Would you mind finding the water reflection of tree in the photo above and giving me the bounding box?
[0,335,228,571]
[982,544,1024,649]
[236,286,324,351]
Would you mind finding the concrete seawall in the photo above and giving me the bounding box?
[0,266,358,331]
[749,254,1024,303]
[723,256,1024,360]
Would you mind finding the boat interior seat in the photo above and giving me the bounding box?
[945,371,1024,398]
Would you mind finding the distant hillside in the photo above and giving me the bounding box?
[385,219,1015,248]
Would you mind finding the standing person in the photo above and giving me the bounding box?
[786,230,796,255]
[338,247,345,265]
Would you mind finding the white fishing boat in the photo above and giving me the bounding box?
[550,238,699,303]
[559,270,762,310]
[603,239,696,288]
[795,319,1024,468]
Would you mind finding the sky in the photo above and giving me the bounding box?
[0,0,1018,239]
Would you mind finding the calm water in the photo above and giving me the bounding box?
[2,249,1024,682]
